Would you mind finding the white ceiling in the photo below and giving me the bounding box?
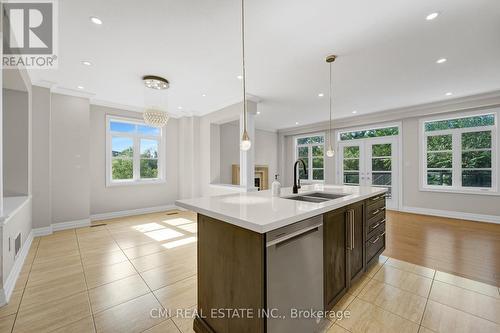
[29,0,500,131]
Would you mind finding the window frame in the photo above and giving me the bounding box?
[106,115,166,187]
[294,132,325,183]
[419,110,498,195]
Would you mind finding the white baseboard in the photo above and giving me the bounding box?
[90,204,178,221]
[33,218,91,237]
[0,230,34,306]
[400,206,500,224]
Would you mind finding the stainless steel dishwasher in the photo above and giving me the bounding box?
[266,215,324,333]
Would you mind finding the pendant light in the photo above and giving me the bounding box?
[143,75,170,128]
[239,0,251,151]
[325,55,337,157]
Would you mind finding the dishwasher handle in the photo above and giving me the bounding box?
[266,224,322,248]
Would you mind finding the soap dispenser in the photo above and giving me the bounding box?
[272,174,281,197]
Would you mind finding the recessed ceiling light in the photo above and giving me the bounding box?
[426,12,439,21]
[352,110,358,114]
[77,85,84,90]
[256,111,261,115]
[295,122,299,125]
[81,60,92,66]
[445,92,453,96]
[318,93,324,97]
[237,75,243,80]
[436,58,447,64]
[177,106,183,110]
[201,93,207,97]
[89,16,103,25]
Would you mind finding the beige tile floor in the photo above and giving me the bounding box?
[0,210,499,333]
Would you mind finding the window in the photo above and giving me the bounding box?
[295,134,325,181]
[421,112,497,194]
[106,116,165,186]
[340,126,399,141]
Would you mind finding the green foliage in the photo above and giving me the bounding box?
[427,135,452,151]
[313,169,324,180]
[112,159,133,179]
[427,152,452,168]
[298,147,308,158]
[427,171,452,186]
[140,148,158,159]
[344,146,359,158]
[462,151,491,169]
[312,145,324,156]
[372,158,391,171]
[297,136,324,145]
[344,159,359,171]
[140,159,158,178]
[425,114,494,132]
[340,127,398,141]
[313,157,323,168]
[372,144,391,157]
[462,131,491,150]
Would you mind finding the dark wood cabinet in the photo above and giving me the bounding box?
[347,201,365,282]
[323,207,348,310]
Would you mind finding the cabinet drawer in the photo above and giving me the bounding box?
[367,209,385,230]
[367,221,385,241]
[367,199,385,217]
[367,194,385,207]
[366,231,385,264]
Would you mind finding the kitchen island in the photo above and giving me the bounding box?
[176,184,387,333]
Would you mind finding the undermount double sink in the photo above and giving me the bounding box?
[284,192,348,203]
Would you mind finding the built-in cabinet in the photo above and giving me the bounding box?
[324,196,386,311]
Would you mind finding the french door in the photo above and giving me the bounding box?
[338,137,399,209]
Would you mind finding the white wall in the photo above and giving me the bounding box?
[219,121,279,187]
[89,105,179,215]
[51,94,90,224]
[31,86,51,229]
[2,89,29,196]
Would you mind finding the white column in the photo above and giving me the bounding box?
[239,101,256,191]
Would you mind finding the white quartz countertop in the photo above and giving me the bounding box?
[175,185,387,233]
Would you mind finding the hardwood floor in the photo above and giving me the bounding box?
[384,210,500,286]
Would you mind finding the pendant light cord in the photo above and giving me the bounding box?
[329,61,333,145]
[241,0,247,133]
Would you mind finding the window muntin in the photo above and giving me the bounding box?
[340,126,399,141]
[295,134,325,182]
[422,112,496,193]
[107,117,164,185]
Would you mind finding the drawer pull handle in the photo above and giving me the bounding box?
[372,209,380,215]
[371,222,381,230]
[370,232,386,244]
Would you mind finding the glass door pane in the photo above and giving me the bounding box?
[342,145,361,185]
[370,143,393,198]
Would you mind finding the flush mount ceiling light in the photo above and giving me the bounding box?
[89,16,103,25]
[239,0,251,151]
[426,12,439,21]
[436,58,447,64]
[143,75,169,90]
[142,75,170,128]
[325,54,337,158]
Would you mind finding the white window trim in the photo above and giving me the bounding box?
[419,109,499,196]
[294,132,325,183]
[105,115,166,187]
